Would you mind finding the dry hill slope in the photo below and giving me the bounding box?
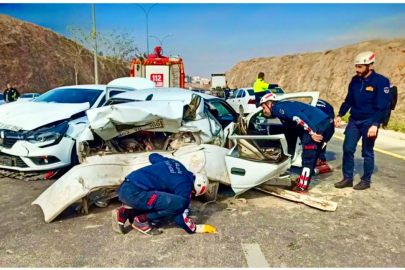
[226,39,405,123]
[0,14,129,93]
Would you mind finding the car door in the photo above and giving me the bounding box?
[234,89,244,111]
[206,100,238,146]
[224,133,292,196]
[229,90,239,111]
[244,91,320,167]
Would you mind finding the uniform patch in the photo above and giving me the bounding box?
[365,86,374,91]
[384,87,389,94]
[279,109,284,114]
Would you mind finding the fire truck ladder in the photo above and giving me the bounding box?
[170,64,180,88]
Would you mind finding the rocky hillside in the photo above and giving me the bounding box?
[226,39,405,122]
[0,15,129,93]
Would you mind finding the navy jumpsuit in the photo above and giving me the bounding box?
[272,101,333,190]
[338,70,390,184]
[117,153,197,234]
[316,99,335,162]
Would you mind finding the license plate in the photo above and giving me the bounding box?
[0,156,14,167]
[118,119,164,138]
[0,123,23,132]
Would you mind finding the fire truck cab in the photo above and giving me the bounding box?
[130,46,185,88]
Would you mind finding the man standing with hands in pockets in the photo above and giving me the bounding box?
[334,51,391,190]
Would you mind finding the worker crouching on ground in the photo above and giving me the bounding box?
[111,153,217,235]
[260,93,334,193]
[315,99,336,166]
[334,51,390,190]
[253,72,270,107]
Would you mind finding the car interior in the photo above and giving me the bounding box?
[247,112,299,157]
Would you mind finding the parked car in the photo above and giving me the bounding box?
[0,78,155,176]
[16,93,40,102]
[226,88,256,115]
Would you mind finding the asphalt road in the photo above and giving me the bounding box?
[1,137,405,267]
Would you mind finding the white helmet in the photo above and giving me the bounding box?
[354,51,375,65]
[260,92,277,105]
[194,173,208,196]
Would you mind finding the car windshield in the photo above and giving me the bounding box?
[33,88,102,107]
[247,89,255,96]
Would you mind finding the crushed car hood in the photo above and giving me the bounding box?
[0,102,90,131]
[86,100,184,140]
[32,144,230,223]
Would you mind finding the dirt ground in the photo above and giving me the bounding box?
[0,138,405,267]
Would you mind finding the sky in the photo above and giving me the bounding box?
[1,3,405,77]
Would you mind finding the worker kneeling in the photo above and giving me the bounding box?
[111,153,217,235]
[260,93,334,193]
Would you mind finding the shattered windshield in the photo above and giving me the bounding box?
[33,88,102,107]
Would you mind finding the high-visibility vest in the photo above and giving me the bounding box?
[253,78,269,93]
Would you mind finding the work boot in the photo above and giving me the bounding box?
[334,179,353,189]
[291,185,308,194]
[132,216,163,236]
[353,181,370,190]
[111,206,133,234]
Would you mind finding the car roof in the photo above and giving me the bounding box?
[53,84,107,91]
[112,87,219,102]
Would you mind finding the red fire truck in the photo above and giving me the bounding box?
[129,46,185,88]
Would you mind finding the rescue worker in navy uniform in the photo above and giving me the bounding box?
[334,51,391,190]
[260,93,334,193]
[111,153,217,235]
[315,99,335,165]
[381,83,398,129]
[253,72,270,107]
[3,83,20,103]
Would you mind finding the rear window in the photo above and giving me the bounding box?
[269,88,285,94]
[247,89,255,96]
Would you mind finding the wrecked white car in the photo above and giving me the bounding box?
[75,88,238,162]
[33,91,324,222]
[0,78,155,180]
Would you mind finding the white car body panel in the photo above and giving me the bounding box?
[86,100,185,141]
[107,77,156,90]
[77,89,228,157]
[0,102,90,131]
[33,144,230,223]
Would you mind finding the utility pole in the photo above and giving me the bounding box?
[149,34,173,54]
[92,3,99,84]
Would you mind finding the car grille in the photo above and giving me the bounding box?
[0,153,28,168]
[0,130,26,149]
[1,138,19,148]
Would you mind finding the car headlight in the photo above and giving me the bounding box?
[26,122,69,144]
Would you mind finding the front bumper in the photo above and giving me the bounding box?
[0,137,75,171]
